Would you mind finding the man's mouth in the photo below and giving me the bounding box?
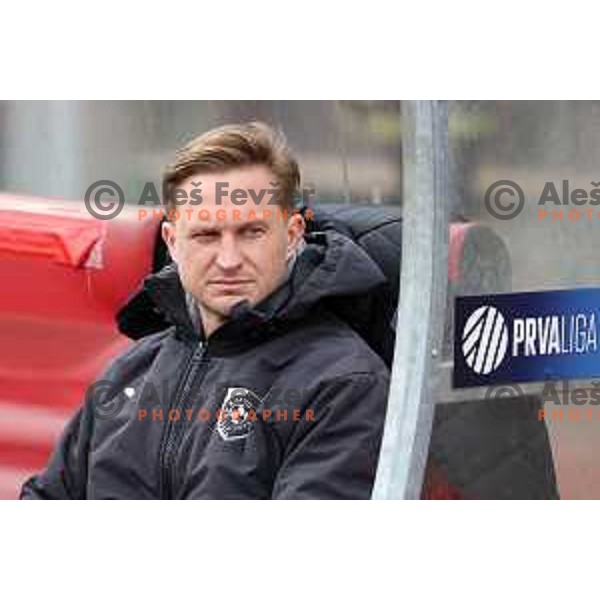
[208,280,254,290]
[209,279,253,285]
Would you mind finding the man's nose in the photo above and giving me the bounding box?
[215,234,243,270]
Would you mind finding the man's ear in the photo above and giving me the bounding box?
[286,213,306,259]
[161,220,179,264]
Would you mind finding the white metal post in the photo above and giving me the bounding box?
[372,100,449,499]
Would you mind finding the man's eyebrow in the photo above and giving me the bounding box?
[238,219,269,229]
[188,225,221,235]
[186,219,270,236]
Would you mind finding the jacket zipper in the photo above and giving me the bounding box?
[159,341,210,498]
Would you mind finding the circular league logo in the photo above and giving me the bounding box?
[462,305,508,375]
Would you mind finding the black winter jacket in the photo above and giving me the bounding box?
[21,231,391,499]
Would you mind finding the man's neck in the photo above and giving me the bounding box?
[185,293,223,339]
[199,309,226,339]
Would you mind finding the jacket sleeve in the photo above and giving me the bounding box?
[271,370,390,499]
[20,405,93,500]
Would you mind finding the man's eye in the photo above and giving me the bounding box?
[245,227,266,238]
[193,232,218,242]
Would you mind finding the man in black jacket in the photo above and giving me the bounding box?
[21,122,390,499]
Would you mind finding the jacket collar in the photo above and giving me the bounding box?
[118,230,387,354]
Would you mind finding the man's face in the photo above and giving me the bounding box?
[162,165,305,336]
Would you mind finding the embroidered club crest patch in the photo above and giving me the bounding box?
[217,387,262,441]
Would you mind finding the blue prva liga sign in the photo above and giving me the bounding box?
[454,289,600,388]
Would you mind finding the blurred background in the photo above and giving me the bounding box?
[2,100,600,498]
[0,100,404,205]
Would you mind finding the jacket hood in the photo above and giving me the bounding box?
[117,230,387,348]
